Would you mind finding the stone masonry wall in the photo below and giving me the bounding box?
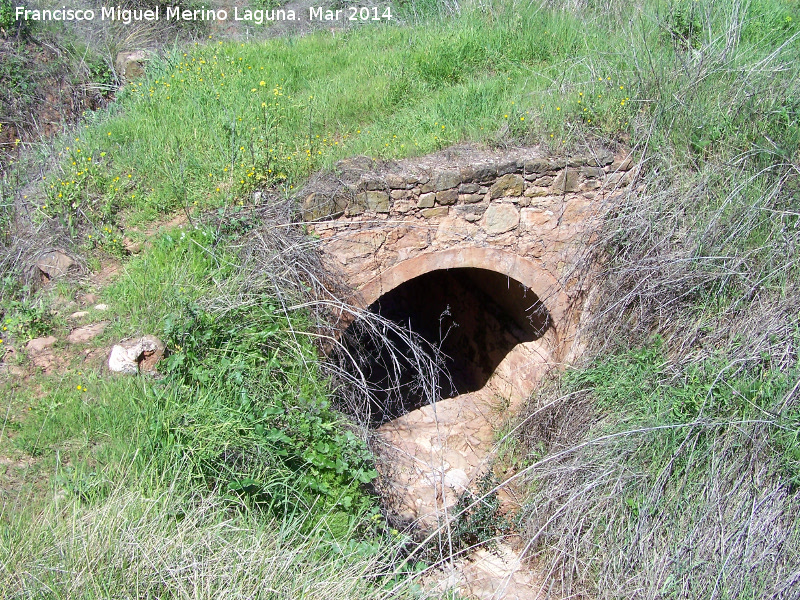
[301,147,637,534]
[300,146,635,365]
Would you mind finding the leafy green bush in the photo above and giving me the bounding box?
[448,473,509,553]
[158,297,379,523]
[0,297,58,343]
[0,0,17,32]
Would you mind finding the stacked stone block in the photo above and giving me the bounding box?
[300,150,634,227]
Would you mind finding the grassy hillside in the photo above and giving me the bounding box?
[1,0,799,597]
[18,0,798,231]
[32,3,636,229]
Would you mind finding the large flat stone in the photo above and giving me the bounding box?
[68,322,108,344]
[364,191,390,213]
[115,51,147,80]
[461,164,497,183]
[435,189,458,205]
[417,192,436,208]
[551,169,580,193]
[327,231,386,263]
[523,158,553,174]
[460,193,484,204]
[421,207,449,218]
[394,228,430,250]
[432,170,461,192]
[302,192,347,221]
[484,203,520,234]
[36,251,75,280]
[490,174,525,199]
[25,336,57,354]
[496,160,520,176]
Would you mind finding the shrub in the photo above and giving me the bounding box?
[0,0,18,33]
[158,293,379,523]
[518,341,800,599]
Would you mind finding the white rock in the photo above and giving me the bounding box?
[108,335,164,375]
[444,468,470,491]
[108,344,139,374]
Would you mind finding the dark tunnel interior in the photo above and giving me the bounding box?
[342,268,551,424]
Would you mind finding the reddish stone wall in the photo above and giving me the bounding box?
[302,146,634,375]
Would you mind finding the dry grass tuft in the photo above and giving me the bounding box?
[198,197,447,426]
[0,483,422,599]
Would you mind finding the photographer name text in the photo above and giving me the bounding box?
[15,4,393,25]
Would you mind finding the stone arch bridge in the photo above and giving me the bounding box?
[301,146,634,404]
[292,147,633,598]
[297,145,636,555]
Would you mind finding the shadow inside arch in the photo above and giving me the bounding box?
[342,267,551,424]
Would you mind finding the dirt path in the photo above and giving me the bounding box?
[376,344,554,599]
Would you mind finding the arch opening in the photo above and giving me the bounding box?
[342,267,551,424]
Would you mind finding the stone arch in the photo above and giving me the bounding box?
[302,146,636,530]
[356,247,570,356]
[335,247,573,414]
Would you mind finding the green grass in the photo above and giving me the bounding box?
[0,484,415,599]
[39,2,638,228]
[38,0,799,235]
[566,340,800,486]
[0,224,409,597]
[1,373,156,509]
[101,227,225,335]
[2,0,800,597]
[517,342,800,599]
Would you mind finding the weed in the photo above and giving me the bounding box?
[519,340,800,599]
[0,296,57,343]
[158,298,379,520]
[0,486,416,599]
[449,472,509,553]
[0,0,15,31]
